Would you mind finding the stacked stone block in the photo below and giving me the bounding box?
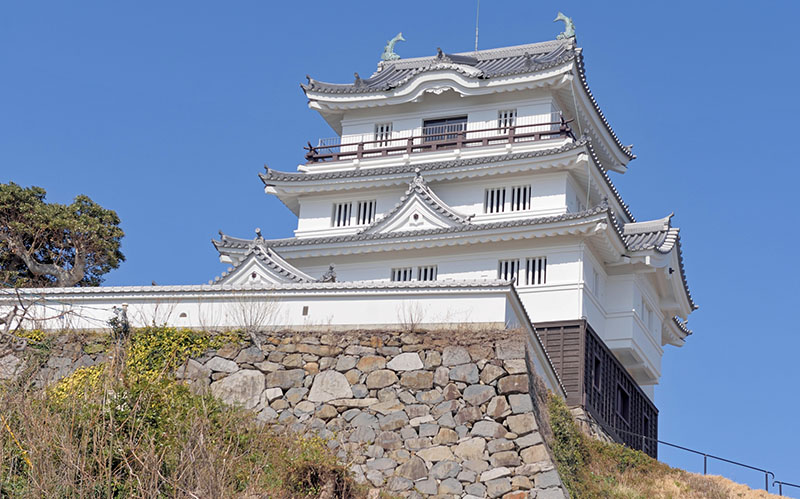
[178,330,568,498]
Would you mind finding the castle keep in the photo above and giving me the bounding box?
[1,24,696,459]
[212,32,696,452]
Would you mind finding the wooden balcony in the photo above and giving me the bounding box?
[304,119,575,164]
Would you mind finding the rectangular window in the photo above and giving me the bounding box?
[417,265,438,281]
[423,116,467,142]
[374,123,392,146]
[331,202,352,227]
[592,355,602,391]
[525,257,547,285]
[510,185,531,211]
[498,259,520,284]
[390,267,413,282]
[498,109,516,132]
[484,187,506,214]
[616,385,630,424]
[356,200,376,225]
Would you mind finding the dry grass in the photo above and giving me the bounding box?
[0,328,361,498]
[546,394,780,499]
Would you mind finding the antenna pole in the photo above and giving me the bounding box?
[474,0,480,52]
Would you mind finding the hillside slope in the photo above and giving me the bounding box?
[544,394,779,498]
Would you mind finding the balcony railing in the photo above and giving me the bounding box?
[304,118,575,163]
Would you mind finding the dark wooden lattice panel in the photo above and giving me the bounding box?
[536,320,659,458]
[583,324,658,458]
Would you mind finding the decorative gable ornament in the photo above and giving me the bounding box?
[215,246,314,285]
[360,172,472,236]
[381,32,405,61]
[554,12,576,40]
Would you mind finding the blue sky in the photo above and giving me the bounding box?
[2,1,799,493]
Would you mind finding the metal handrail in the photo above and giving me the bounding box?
[609,426,782,493]
[774,481,800,496]
[304,118,575,163]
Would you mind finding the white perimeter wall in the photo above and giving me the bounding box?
[0,287,517,333]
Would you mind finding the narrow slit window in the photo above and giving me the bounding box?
[374,123,392,146]
[498,109,516,133]
[497,259,520,285]
[417,265,437,281]
[484,187,506,214]
[356,200,376,225]
[390,267,413,282]
[642,415,651,454]
[616,385,631,424]
[525,257,547,285]
[331,202,352,227]
[510,185,531,211]
[592,355,602,390]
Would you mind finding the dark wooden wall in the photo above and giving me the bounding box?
[536,320,659,458]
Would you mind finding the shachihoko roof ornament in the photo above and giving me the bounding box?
[554,12,576,40]
[381,32,405,61]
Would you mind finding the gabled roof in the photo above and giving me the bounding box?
[214,245,315,285]
[301,38,634,164]
[360,173,472,235]
[302,40,573,95]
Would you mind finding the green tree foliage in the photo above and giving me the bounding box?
[0,182,125,287]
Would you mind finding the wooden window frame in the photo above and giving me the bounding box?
[390,267,413,282]
[616,383,631,425]
[498,109,516,132]
[356,200,377,225]
[331,202,352,227]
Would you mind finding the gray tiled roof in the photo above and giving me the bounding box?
[260,138,636,223]
[301,38,633,161]
[619,213,696,310]
[213,245,314,284]
[622,215,678,253]
[214,204,696,311]
[574,48,635,160]
[672,316,693,336]
[302,40,573,95]
[262,141,585,183]
[214,205,609,250]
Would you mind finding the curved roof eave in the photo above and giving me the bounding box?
[300,41,634,167]
[572,49,636,164]
[261,139,635,223]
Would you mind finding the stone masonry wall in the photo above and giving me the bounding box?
[177,330,569,499]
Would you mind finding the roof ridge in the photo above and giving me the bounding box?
[378,39,569,69]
